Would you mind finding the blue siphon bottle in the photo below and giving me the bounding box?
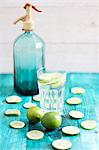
[13,3,45,95]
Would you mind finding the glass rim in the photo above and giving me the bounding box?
[37,67,66,74]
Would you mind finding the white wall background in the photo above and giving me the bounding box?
[0,0,99,73]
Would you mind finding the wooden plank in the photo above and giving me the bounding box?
[70,73,99,150]
[62,73,83,150]
[0,74,32,150]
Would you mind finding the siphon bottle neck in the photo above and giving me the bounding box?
[24,31,33,34]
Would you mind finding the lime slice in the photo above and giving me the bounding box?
[66,97,82,105]
[62,126,80,135]
[23,102,37,109]
[38,73,53,83]
[4,109,20,116]
[10,121,25,129]
[51,77,65,88]
[39,73,62,82]
[6,96,22,103]
[71,87,85,94]
[52,139,72,150]
[81,120,96,130]
[69,110,84,119]
[38,73,65,88]
[26,130,44,140]
[33,95,40,102]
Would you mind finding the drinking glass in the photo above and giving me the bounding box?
[37,68,66,114]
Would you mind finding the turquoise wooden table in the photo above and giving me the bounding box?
[0,73,99,150]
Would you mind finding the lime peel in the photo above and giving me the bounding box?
[41,112,62,130]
